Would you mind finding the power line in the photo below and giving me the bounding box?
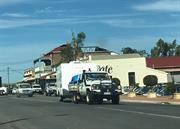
[0,59,34,66]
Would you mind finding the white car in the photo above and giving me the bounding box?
[16,83,33,97]
[0,86,8,95]
[12,88,17,95]
[32,84,42,94]
[45,83,57,96]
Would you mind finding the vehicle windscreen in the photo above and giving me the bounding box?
[19,85,31,88]
[85,73,110,81]
[49,84,56,87]
[33,86,40,88]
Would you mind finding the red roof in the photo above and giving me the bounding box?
[44,44,66,57]
[146,56,180,69]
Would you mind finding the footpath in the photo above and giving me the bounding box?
[120,95,180,105]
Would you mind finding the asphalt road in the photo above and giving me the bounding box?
[0,95,180,129]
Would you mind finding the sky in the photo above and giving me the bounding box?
[0,0,180,83]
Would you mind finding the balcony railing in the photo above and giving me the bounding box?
[35,65,52,73]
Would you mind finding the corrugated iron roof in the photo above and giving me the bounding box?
[44,44,66,57]
[146,56,180,69]
[91,54,141,60]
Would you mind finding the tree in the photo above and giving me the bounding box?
[121,47,148,57]
[60,43,74,63]
[165,82,176,95]
[112,78,120,86]
[121,47,137,54]
[168,39,176,56]
[71,32,86,60]
[175,45,180,56]
[143,75,158,87]
[151,47,159,57]
[151,38,179,57]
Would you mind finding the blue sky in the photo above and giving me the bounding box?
[0,0,180,83]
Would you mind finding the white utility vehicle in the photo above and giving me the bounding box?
[69,71,121,104]
[56,62,97,101]
[16,83,33,97]
[32,84,42,94]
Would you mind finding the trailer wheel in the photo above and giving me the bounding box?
[86,92,93,105]
[112,95,119,104]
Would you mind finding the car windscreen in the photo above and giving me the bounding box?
[33,86,41,88]
[85,73,110,81]
[19,85,31,88]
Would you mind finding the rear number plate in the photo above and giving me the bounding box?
[104,92,111,95]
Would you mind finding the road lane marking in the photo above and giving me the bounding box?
[97,107,180,119]
[0,118,31,125]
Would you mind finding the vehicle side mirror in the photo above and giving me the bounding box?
[78,79,83,83]
[110,76,112,80]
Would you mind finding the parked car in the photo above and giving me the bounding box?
[0,87,8,95]
[16,83,33,97]
[32,84,42,94]
[45,83,57,96]
[12,88,17,95]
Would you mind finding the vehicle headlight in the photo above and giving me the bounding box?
[92,84,100,90]
[19,89,23,93]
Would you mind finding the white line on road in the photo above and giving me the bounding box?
[97,107,180,119]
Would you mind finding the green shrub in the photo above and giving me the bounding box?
[112,78,120,86]
[143,75,158,87]
[165,83,176,94]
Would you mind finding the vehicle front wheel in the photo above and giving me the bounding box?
[112,95,119,104]
[28,94,33,97]
[73,93,79,104]
[86,92,93,105]
[97,97,103,104]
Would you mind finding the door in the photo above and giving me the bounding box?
[128,72,136,86]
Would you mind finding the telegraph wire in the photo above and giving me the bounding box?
[0,59,34,66]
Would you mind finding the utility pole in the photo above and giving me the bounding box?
[7,67,10,87]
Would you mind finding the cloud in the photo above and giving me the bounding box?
[100,19,180,28]
[35,7,66,14]
[0,18,76,29]
[1,13,29,18]
[0,0,27,6]
[133,0,180,12]
[0,15,179,29]
[71,14,140,18]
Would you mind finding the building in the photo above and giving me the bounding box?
[23,68,35,84]
[80,46,118,61]
[146,56,180,83]
[88,54,168,87]
[33,44,66,90]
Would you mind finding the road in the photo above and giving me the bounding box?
[0,95,180,129]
